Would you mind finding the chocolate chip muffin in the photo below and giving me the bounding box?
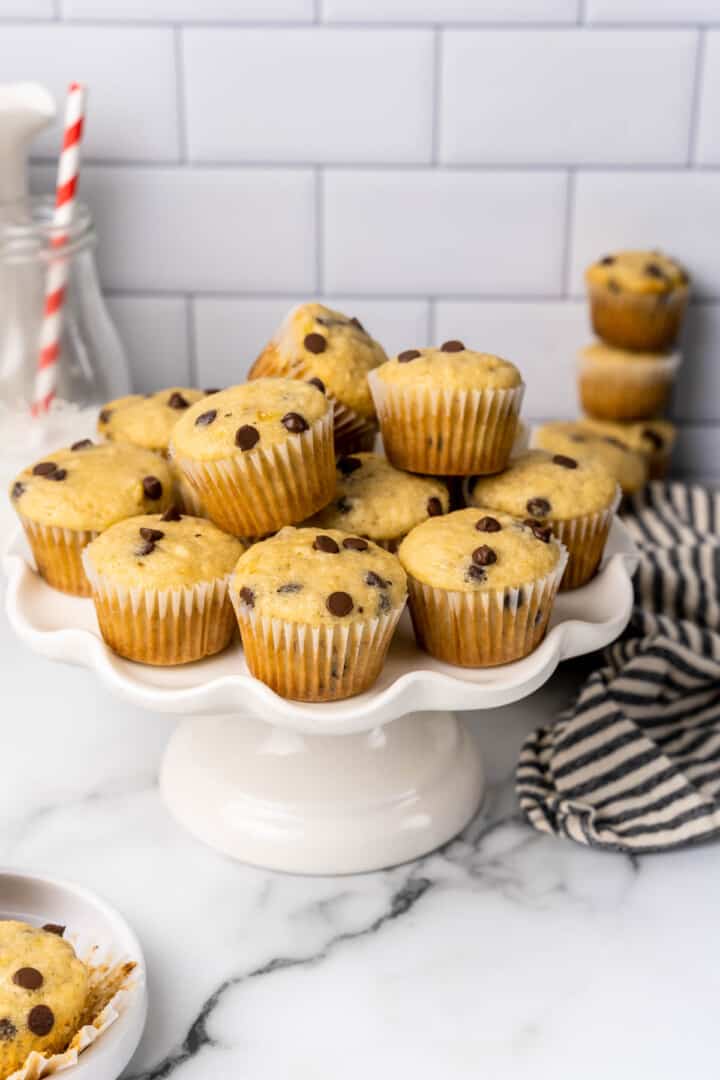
[578,342,681,421]
[82,509,244,665]
[468,449,620,590]
[580,417,677,480]
[249,303,387,455]
[585,250,689,352]
[368,342,524,476]
[170,379,335,538]
[9,441,173,596]
[0,920,89,1077]
[398,508,567,667]
[231,526,407,701]
[308,452,449,550]
[534,421,648,496]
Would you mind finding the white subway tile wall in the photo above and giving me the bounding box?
[11,2,719,477]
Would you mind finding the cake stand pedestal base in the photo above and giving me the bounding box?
[160,710,485,875]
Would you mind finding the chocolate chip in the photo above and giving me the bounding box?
[167,391,189,409]
[313,535,340,554]
[304,333,327,354]
[326,591,353,617]
[11,482,25,499]
[47,468,67,482]
[378,592,392,613]
[645,263,666,279]
[195,409,217,427]
[42,924,64,936]
[526,497,551,517]
[27,1006,54,1037]
[553,454,577,469]
[426,496,443,517]
[350,316,365,332]
[441,340,465,352]
[472,544,497,566]
[336,496,352,515]
[235,425,260,451]
[607,279,621,294]
[139,527,164,542]
[136,540,156,557]
[641,427,664,450]
[281,411,309,434]
[161,506,182,522]
[599,255,615,265]
[365,570,390,588]
[316,316,347,328]
[476,516,501,532]
[524,518,552,543]
[32,461,57,476]
[143,476,163,500]
[307,377,325,394]
[569,433,587,443]
[13,968,43,991]
[466,564,486,583]
[204,388,220,396]
[338,456,362,475]
[0,1019,16,1041]
[603,435,627,449]
[398,349,421,363]
[342,537,368,551]
[70,438,93,451]
[98,409,112,424]
[277,583,303,594]
[239,586,255,608]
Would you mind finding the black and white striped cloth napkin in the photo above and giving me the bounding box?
[517,483,720,852]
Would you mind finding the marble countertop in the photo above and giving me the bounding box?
[2,562,718,1080]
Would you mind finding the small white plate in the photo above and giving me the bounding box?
[0,870,147,1080]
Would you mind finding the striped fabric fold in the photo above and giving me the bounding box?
[516,483,720,852]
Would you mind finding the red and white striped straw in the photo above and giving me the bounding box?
[32,81,87,416]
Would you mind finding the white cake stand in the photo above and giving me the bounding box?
[3,522,638,875]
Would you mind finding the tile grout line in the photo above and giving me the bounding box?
[687,27,707,166]
[31,158,720,173]
[430,27,442,165]
[315,167,324,296]
[561,168,577,297]
[173,26,189,163]
[185,296,198,385]
[1,16,718,28]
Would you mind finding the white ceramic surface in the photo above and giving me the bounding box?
[0,870,146,1080]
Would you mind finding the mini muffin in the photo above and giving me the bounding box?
[249,303,387,454]
[0,920,89,1076]
[398,508,567,668]
[468,450,619,590]
[585,250,689,352]
[170,379,334,538]
[308,452,449,551]
[98,387,209,514]
[581,417,677,480]
[231,526,406,701]
[9,441,173,596]
[578,341,681,421]
[534,421,648,496]
[82,509,244,665]
[368,342,524,476]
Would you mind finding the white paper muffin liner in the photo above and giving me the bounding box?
[18,517,97,597]
[171,409,335,538]
[551,485,621,590]
[7,931,140,1080]
[405,540,568,667]
[231,597,404,702]
[368,373,524,476]
[82,552,236,665]
[578,347,682,421]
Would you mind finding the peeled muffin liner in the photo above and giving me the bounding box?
[7,931,141,1080]
[170,409,335,538]
[578,347,681,421]
[82,553,236,666]
[405,541,568,668]
[249,341,378,456]
[231,596,404,702]
[368,373,525,476]
[550,484,621,590]
[587,282,689,353]
[18,516,97,597]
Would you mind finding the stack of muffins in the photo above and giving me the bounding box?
[10,301,629,703]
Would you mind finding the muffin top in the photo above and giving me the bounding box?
[170,379,329,463]
[97,387,208,452]
[9,441,174,531]
[233,526,406,625]
[399,508,562,593]
[0,920,89,1072]
[585,250,689,294]
[309,452,449,542]
[469,449,618,522]
[83,510,244,589]
[373,342,521,392]
[534,421,648,495]
[581,417,677,458]
[262,303,387,419]
[580,342,679,367]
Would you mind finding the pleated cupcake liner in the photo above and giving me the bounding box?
[405,543,568,667]
[579,347,682,421]
[18,516,97,596]
[82,555,236,666]
[551,485,621,590]
[171,410,335,538]
[367,374,525,476]
[587,283,688,353]
[231,598,403,702]
[172,468,206,517]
